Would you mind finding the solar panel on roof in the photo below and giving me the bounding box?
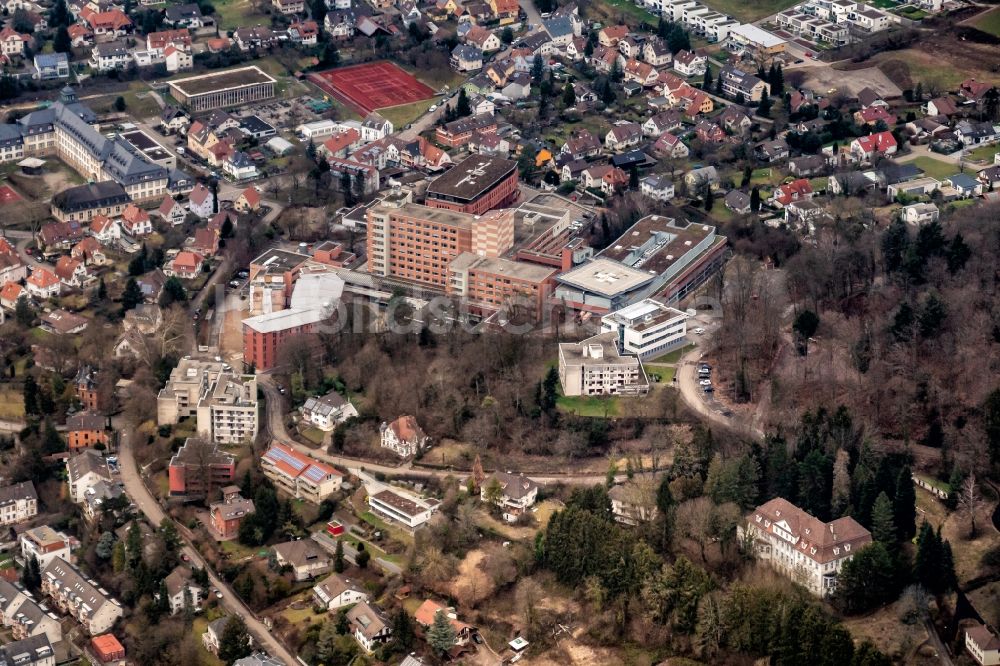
[303,466,328,482]
[264,446,307,471]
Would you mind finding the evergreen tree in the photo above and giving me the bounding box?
[455,88,471,117]
[531,53,544,84]
[870,492,896,545]
[334,539,345,573]
[54,25,71,53]
[427,609,457,657]
[704,187,714,211]
[217,615,252,663]
[501,26,514,44]
[160,276,187,306]
[750,186,761,212]
[15,296,34,327]
[49,0,69,27]
[21,555,40,592]
[22,374,39,416]
[356,542,370,569]
[834,542,898,613]
[391,608,415,653]
[122,278,143,312]
[540,366,559,412]
[893,467,917,541]
[946,233,971,274]
[112,541,126,573]
[563,82,576,107]
[757,93,772,118]
[703,64,713,89]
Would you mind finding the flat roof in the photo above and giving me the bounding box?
[250,248,311,272]
[557,257,655,297]
[371,488,430,518]
[380,201,482,229]
[169,66,276,97]
[730,23,786,48]
[451,252,557,283]
[426,156,516,202]
[599,215,716,277]
[120,129,171,162]
[243,306,329,333]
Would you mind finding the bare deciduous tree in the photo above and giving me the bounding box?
[958,473,983,539]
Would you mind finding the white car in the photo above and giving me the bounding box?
[694,327,705,335]
[428,105,437,112]
[699,379,712,387]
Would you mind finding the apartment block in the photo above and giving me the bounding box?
[261,443,342,504]
[41,557,123,635]
[366,198,514,289]
[447,252,557,321]
[558,331,649,397]
[0,579,63,644]
[167,437,236,496]
[157,358,258,445]
[21,527,73,569]
[600,298,689,359]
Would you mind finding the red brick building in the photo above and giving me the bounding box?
[209,492,255,539]
[66,412,111,451]
[75,366,100,411]
[167,438,236,496]
[425,156,519,216]
[447,253,557,321]
[242,309,324,371]
[91,634,125,663]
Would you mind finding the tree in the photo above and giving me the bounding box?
[893,467,916,541]
[22,374,39,416]
[391,608,416,653]
[96,531,116,559]
[914,521,956,594]
[958,473,983,539]
[793,309,820,355]
[871,492,896,545]
[159,277,187,307]
[427,609,457,657]
[704,187,714,212]
[54,25,71,53]
[642,556,712,633]
[482,476,503,512]
[540,366,559,412]
[122,278,143,312]
[531,53,544,84]
[114,96,127,112]
[501,26,514,44]
[757,93,772,119]
[562,81,576,108]
[49,0,69,27]
[21,555,40,592]
[750,186,761,212]
[703,64,713,89]
[15,296,34,327]
[834,542,898,613]
[455,88,471,118]
[356,542,370,569]
[334,539,345,573]
[112,541,127,572]
[217,615,252,664]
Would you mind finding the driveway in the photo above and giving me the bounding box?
[117,427,300,666]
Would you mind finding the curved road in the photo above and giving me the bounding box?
[118,428,300,666]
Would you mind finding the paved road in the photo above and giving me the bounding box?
[117,428,299,666]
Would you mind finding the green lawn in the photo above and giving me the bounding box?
[556,394,623,417]
[892,5,927,19]
[966,143,999,163]
[213,0,269,31]
[649,344,695,364]
[220,540,259,560]
[645,366,676,383]
[869,0,898,8]
[972,5,1000,38]
[911,156,966,180]
[0,390,24,421]
[378,98,436,129]
[359,511,388,530]
[599,0,660,25]
[701,0,800,22]
[121,82,162,120]
[300,426,325,445]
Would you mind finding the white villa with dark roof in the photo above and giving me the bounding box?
[480,472,539,521]
[313,573,369,610]
[744,497,872,596]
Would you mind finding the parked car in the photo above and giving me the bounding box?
[699,379,712,387]
[694,327,705,335]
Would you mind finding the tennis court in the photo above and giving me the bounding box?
[308,62,436,115]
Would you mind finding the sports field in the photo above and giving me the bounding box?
[0,185,22,205]
[308,62,436,115]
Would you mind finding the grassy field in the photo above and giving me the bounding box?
[299,426,325,445]
[599,0,660,25]
[876,51,967,91]
[869,0,898,7]
[214,0,269,31]
[892,5,927,19]
[971,5,1000,38]
[649,344,695,364]
[121,82,163,120]
[911,156,964,180]
[378,98,436,129]
[556,394,623,417]
[645,365,677,383]
[701,0,800,23]
[0,390,24,421]
[966,143,999,163]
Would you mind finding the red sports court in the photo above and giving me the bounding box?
[0,185,22,205]
[308,61,436,115]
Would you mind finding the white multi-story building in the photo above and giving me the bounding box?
[157,358,258,445]
[0,579,63,644]
[744,497,872,596]
[367,486,439,529]
[0,481,37,525]
[20,527,72,569]
[41,557,124,635]
[601,299,689,360]
[164,567,203,615]
[558,331,649,397]
[66,450,112,504]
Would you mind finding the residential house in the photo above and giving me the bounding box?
[886,175,940,199]
[643,110,683,137]
[301,391,358,431]
[0,27,30,58]
[272,0,305,13]
[164,567,203,615]
[978,165,1000,190]
[0,282,24,311]
[271,539,333,581]
[313,574,369,610]
[850,131,897,161]
[289,19,319,45]
[41,309,89,335]
[561,129,602,160]
[89,215,120,244]
[157,196,187,225]
[0,635,55,666]
[90,41,130,71]
[623,58,657,87]
[543,16,574,48]
[90,635,125,664]
[964,623,1000,666]
[66,450,110,504]
[959,78,993,104]
[234,186,261,212]
[0,481,37,525]
[642,38,672,66]
[380,415,429,457]
[360,112,393,143]
[121,204,152,236]
[79,7,132,41]
[414,599,478,646]
[788,154,826,177]
[652,132,689,159]
[347,602,392,653]
[901,202,939,225]
[68,24,93,47]
[598,24,628,47]
[604,122,642,151]
[684,165,719,189]
[0,580,62,643]
[718,105,752,134]
[164,45,193,72]
[164,250,203,279]
[260,443,343,503]
[945,172,983,198]
[754,138,789,163]
[955,119,998,147]
[725,189,752,214]
[480,471,538,519]
[609,477,658,524]
[640,174,675,201]
[223,152,257,181]
[367,486,438,529]
[451,44,483,72]
[26,268,61,299]
[202,617,230,655]
[465,25,501,52]
[209,491,254,539]
[695,120,725,143]
[66,412,110,451]
[856,86,887,109]
[672,49,706,76]
[772,178,813,207]
[188,183,214,218]
[33,53,70,80]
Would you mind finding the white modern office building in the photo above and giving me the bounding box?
[601,298,689,360]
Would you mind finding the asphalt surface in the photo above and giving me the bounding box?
[117,429,300,666]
